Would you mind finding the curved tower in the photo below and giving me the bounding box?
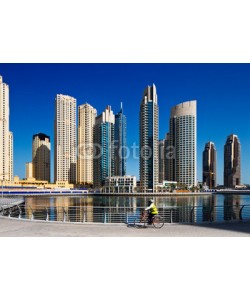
[169,100,197,187]
[203,141,216,188]
[224,134,241,188]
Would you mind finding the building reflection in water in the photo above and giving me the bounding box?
[23,194,247,224]
[202,195,218,222]
[224,195,241,221]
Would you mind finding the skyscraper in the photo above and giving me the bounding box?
[139,84,159,192]
[93,106,115,188]
[158,139,165,183]
[32,133,51,182]
[203,142,216,188]
[164,133,171,181]
[224,134,241,188]
[114,103,126,176]
[77,103,97,186]
[0,75,13,182]
[168,100,197,187]
[8,131,13,181]
[54,94,77,183]
[26,162,33,179]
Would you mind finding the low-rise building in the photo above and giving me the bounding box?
[104,176,136,193]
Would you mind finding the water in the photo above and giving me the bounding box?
[19,194,250,224]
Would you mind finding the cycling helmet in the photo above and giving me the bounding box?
[150,199,154,203]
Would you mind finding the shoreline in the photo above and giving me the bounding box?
[1,190,215,197]
[2,190,250,197]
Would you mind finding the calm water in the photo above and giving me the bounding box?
[21,194,250,224]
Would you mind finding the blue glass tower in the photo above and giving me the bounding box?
[139,84,159,192]
[114,103,126,176]
[93,106,115,188]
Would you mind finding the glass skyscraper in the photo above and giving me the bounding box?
[139,84,159,192]
[93,106,115,188]
[114,103,126,176]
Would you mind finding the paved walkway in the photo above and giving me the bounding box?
[1,216,250,236]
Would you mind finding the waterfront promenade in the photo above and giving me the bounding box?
[1,216,250,237]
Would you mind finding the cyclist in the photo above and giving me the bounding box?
[145,199,158,225]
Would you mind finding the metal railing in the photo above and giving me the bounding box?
[1,204,250,225]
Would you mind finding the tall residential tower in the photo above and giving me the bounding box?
[168,100,197,187]
[77,103,97,186]
[32,133,51,182]
[114,103,126,176]
[139,84,159,192]
[224,134,241,188]
[54,94,77,183]
[0,75,13,182]
[93,106,115,188]
[203,142,216,188]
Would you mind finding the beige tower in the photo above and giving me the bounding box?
[54,94,77,183]
[77,103,97,186]
[26,162,33,179]
[169,100,197,187]
[8,131,13,181]
[0,75,13,182]
[32,133,51,181]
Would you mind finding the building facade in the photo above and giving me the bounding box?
[8,131,13,181]
[224,134,241,188]
[202,141,216,188]
[104,175,136,193]
[139,84,159,192]
[0,75,13,182]
[93,106,115,188]
[77,103,97,185]
[54,94,77,183]
[114,103,126,176]
[158,139,165,183]
[32,133,51,182]
[168,100,197,187]
[26,162,33,179]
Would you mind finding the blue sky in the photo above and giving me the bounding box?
[1,63,250,184]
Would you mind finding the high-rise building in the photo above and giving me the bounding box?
[26,162,33,179]
[93,106,115,188]
[32,133,51,182]
[203,142,216,188]
[77,103,97,185]
[8,131,13,181]
[139,84,159,192]
[114,103,126,176]
[224,134,241,188]
[158,139,165,183]
[0,75,13,182]
[54,94,77,183]
[168,100,197,187]
[164,133,171,181]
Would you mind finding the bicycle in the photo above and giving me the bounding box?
[134,210,164,228]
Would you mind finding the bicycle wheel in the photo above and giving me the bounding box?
[134,217,147,228]
[152,215,164,228]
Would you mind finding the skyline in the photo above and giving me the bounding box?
[1,63,250,184]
